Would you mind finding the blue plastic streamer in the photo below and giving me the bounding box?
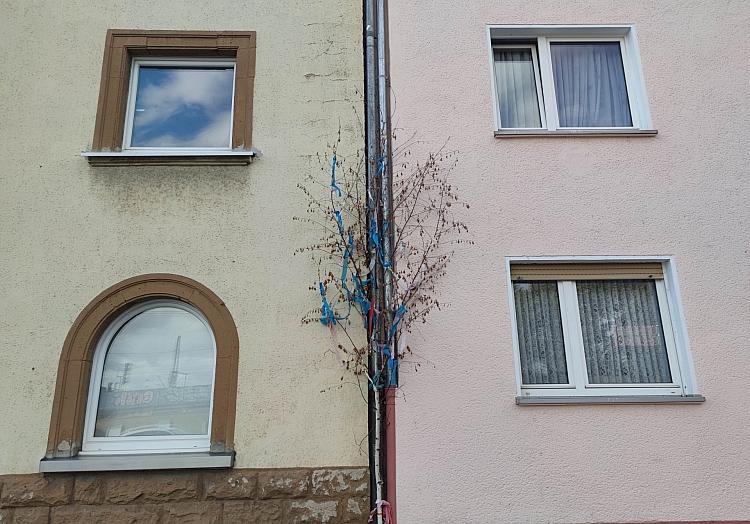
[369,220,386,264]
[331,153,342,197]
[315,151,400,387]
[388,304,407,340]
[382,345,398,388]
[377,155,386,177]
[319,282,337,326]
[334,210,345,236]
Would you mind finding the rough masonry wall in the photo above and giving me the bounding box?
[0,468,369,523]
[0,1,366,473]
[388,0,750,522]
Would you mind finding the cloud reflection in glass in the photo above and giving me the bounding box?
[130,66,234,148]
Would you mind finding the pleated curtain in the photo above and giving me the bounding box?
[513,282,568,384]
[494,48,542,128]
[577,280,671,384]
[550,42,632,127]
[514,279,671,386]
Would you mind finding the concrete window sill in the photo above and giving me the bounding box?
[516,394,705,406]
[495,129,658,138]
[81,150,257,166]
[39,452,234,473]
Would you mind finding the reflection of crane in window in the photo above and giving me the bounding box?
[168,335,188,388]
[105,362,131,392]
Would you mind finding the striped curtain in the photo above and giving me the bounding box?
[576,280,671,384]
[513,282,568,384]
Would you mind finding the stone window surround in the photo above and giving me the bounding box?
[84,29,257,166]
[42,274,240,470]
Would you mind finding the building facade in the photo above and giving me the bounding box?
[0,1,368,522]
[388,1,750,523]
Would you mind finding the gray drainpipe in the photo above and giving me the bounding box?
[364,0,394,521]
[364,0,384,522]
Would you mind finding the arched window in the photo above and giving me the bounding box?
[83,300,216,453]
[42,274,239,472]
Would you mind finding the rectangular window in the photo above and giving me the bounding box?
[493,45,544,129]
[488,26,652,133]
[124,59,236,150]
[83,30,256,166]
[508,260,696,399]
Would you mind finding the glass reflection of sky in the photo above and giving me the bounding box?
[99,307,214,392]
[130,66,234,148]
[94,307,215,437]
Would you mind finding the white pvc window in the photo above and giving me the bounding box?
[122,58,236,151]
[506,258,695,398]
[489,26,652,131]
[81,300,216,454]
[492,44,546,129]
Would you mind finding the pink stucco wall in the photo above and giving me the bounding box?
[388,1,750,522]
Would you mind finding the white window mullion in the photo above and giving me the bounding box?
[535,36,559,131]
[529,45,547,129]
[617,38,641,129]
[622,27,653,129]
[655,280,685,393]
[558,281,587,392]
[564,281,593,393]
[122,60,141,149]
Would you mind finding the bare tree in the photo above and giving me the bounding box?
[295,129,471,388]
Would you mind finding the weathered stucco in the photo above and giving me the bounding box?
[0,1,366,473]
[388,1,750,522]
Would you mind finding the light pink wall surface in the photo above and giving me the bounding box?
[389,1,750,522]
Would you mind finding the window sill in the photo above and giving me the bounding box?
[494,129,658,138]
[81,150,258,166]
[38,451,234,473]
[516,394,705,405]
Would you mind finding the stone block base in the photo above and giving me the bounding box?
[0,467,369,523]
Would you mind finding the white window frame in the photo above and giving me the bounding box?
[492,44,547,130]
[81,299,216,455]
[487,25,653,132]
[505,256,698,399]
[122,57,237,153]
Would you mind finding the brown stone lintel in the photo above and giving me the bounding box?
[108,29,256,41]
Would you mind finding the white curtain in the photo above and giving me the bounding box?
[494,49,542,128]
[513,282,568,384]
[577,280,671,384]
[551,43,632,127]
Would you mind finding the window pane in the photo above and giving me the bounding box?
[577,280,672,384]
[551,42,632,127]
[130,66,234,148]
[95,306,214,437]
[513,281,568,384]
[494,48,542,128]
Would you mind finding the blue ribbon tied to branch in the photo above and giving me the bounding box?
[330,153,342,197]
[319,282,337,327]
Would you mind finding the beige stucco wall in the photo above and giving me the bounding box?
[389,1,750,522]
[0,1,366,474]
